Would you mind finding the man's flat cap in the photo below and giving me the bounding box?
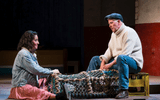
[104,13,123,22]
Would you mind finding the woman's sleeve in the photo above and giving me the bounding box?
[21,54,53,75]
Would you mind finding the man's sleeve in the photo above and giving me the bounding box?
[99,47,112,63]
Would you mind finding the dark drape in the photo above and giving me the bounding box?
[0,0,84,49]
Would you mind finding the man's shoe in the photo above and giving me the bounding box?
[115,90,129,99]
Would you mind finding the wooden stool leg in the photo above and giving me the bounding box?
[145,75,149,96]
[129,72,149,96]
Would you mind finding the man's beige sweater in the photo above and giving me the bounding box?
[100,23,143,69]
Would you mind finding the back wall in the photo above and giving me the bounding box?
[84,0,135,70]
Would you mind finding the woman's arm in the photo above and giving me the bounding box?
[21,54,53,75]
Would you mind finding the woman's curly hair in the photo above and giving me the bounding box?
[17,30,38,51]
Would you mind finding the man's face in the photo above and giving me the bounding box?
[108,19,120,33]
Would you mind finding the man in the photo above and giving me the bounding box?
[86,13,143,99]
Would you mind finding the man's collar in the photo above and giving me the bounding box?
[114,23,125,35]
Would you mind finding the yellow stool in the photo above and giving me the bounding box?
[129,72,149,96]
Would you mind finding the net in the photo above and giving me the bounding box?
[48,69,119,98]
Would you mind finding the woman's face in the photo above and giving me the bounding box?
[32,35,39,50]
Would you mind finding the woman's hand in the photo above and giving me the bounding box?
[51,69,60,77]
[52,69,60,74]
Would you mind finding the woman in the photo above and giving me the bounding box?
[8,30,64,100]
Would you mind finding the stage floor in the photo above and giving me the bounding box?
[0,75,160,100]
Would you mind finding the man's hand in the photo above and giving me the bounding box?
[103,64,111,70]
[100,59,105,70]
[100,59,116,70]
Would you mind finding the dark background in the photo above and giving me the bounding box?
[0,0,84,70]
[0,0,135,72]
[0,0,83,49]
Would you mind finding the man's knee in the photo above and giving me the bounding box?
[117,55,130,71]
[117,55,127,70]
[91,56,99,61]
[117,55,126,62]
